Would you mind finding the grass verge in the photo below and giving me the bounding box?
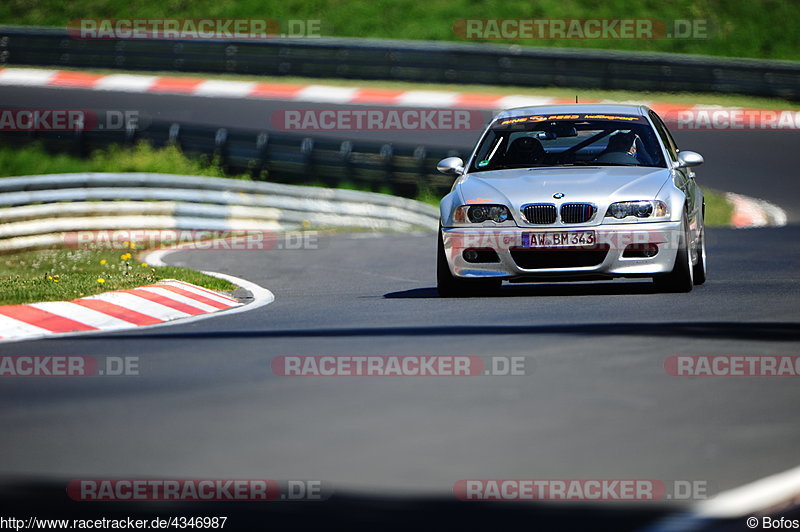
[0,141,242,178]
[1,0,798,60]
[0,247,235,305]
[704,188,734,227]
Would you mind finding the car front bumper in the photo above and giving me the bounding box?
[442,221,683,280]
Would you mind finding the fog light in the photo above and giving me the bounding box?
[622,244,659,258]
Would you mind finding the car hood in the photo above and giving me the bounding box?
[456,166,672,208]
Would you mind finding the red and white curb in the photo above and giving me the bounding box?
[2,67,797,124]
[726,192,788,229]
[0,272,274,343]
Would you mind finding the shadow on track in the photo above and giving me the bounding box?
[384,281,656,299]
[74,322,800,342]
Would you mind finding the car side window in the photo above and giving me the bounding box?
[648,111,679,162]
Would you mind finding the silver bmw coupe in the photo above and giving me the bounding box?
[436,104,706,296]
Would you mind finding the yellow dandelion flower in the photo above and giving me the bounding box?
[97,278,106,284]
[140,262,148,267]
[53,279,59,283]
[100,259,107,265]
[130,242,137,249]
[122,241,130,248]
[47,275,53,280]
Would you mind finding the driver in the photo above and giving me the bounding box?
[595,131,639,165]
[505,136,546,166]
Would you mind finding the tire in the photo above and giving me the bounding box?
[692,224,707,285]
[653,215,694,293]
[437,230,501,297]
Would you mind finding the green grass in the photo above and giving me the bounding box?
[1,0,798,60]
[0,141,243,178]
[704,188,734,227]
[0,248,235,305]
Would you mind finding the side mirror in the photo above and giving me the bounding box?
[437,157,465,176]
[676,151,704,168]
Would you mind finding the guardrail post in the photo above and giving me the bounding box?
[301,137,315,183]
[73,127,86,157]
[380,143,395,192]
[0,36,8,65]
[168,123,181,149]
[413,145,427,198]
[253,132,269,180]
[124,118,138,146]
[339,140,353,187]
[214,128,228,172]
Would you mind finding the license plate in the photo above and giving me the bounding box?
[521,231,596,248]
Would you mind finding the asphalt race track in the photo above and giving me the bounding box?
[1,84,799,529]
[1,85,799,223]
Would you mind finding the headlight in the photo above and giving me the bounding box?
[453,204,511,223]
[605,200,668,220]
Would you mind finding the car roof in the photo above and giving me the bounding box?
[494,103,651,120]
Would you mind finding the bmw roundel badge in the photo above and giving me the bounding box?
[553,192,565,199]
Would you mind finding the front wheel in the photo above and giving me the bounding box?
[437,230,501,297]
[692,225,707,285]
[653,216,694,293]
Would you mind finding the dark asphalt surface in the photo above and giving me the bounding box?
[1,85,799,528]
[1,227,798,501]
[1,85,799,223]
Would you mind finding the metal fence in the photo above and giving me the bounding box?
[0,173,440,253]
[0,121,465,198]
[2,26,799,100]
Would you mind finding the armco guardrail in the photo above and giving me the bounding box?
[0,173,440,253]
[1,26,799,100]
[0,120,465,198]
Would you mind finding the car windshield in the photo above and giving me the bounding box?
[469,113,667,172]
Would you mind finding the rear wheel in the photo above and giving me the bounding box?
[437,230,501,297]
[653,215,694,293]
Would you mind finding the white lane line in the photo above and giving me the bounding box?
[28,301,133,330]
[0,68,57,86]
[395,90,459,108]
[88,291,190,321]
[0,314,53,339]
[137,286,220,312]
[193,80,258,97]
[696,463,800,518]
[495,95,557,109]
[643,464,800,531]
[93,74,158,92]
[295,85,359,103]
